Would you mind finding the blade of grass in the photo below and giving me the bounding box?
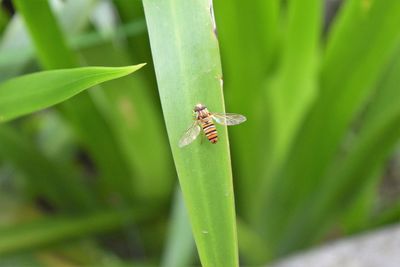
[253,0,322,224]
[160,190,271,266]
[143,0,239,266]
[260,0,400,255]
[262,0,321,179]
[213,0,280,212]
[161,188,195,267]
[0,65,144,122]
[0,208,148,257]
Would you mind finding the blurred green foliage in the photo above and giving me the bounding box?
[1,0,400,266]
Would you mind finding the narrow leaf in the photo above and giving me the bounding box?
[283,43,400,248]
[143,0,239,266]
[261,1,400,255]
[0,65,145,122]
[254,0,322,223]
[264,0,321,170]
[213,0,280,212]
[161,189,195,267]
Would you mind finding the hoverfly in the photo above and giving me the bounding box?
[178,103,246,148]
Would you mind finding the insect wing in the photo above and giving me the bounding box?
[178,122,201,148]
[212,113,246,126]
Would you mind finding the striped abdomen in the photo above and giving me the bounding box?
[201,119,218,144]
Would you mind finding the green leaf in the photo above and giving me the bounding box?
[260,0,400,255]
[160,191,271,266]
[0,65,145,122]
[213,0,280,212]
[143,0,239,266]
[264,0,321,171]
[288,43,400,247]
[254,0,322,223]
[161,189,195,267]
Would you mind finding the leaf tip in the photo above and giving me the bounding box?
[120,63,147,75]
[133,62,147,71]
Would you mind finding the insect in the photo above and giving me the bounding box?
[178,103,246,148]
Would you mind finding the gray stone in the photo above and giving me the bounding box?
[270,224,400,267]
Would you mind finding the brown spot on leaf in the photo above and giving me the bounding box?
[361,0,372,12]
[118,97,136,128]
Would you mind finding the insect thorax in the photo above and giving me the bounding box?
[196,108,211,120]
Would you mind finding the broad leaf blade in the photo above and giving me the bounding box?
[143,0,239,266]
[0,65,144,122]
